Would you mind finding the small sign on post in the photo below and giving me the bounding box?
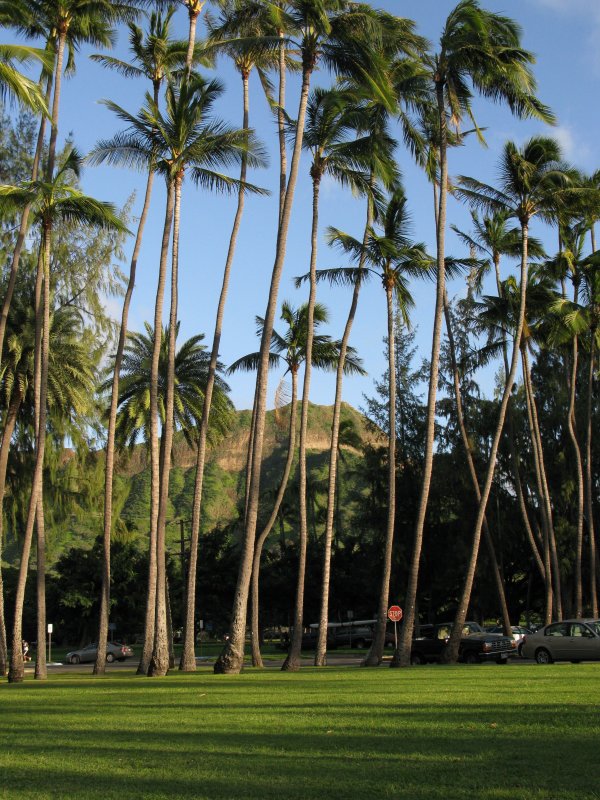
[387,606,403,650]
[47,623,53,663]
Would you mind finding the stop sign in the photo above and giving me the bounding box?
[387,605,403,622]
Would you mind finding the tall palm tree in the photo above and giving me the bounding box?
[552,247,600,617]
[0,292,94,676]
[452,210,548,623]
[90,74,264,676]
[89,6,195,676]
[0,148,127,682]
[281,85,378,672]
[228,301,363,667]
[398,0,555,667]
[440,136,575,661]
[314,187,430,667]
[178,0,279,673]
[214,0,403,675]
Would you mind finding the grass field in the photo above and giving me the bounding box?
[1,664,599,800]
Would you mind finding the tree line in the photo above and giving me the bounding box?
[0,0,598,682]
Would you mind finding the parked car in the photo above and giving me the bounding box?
[334,622,395,650]
[65,642,134,664]
[520,619,600,663]
[410,622,517,664]
[487,625,532,655]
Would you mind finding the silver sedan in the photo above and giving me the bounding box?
[65,642,134,664]
[520,619,600,664]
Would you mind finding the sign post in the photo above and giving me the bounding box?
[47,623,53,663]
[387,606,403,650]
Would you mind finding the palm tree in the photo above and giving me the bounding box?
[0,290,94,676]
[107,322,233,451]
[227,301,363,667]
[452,210,548,626]
[90,74,264,675]
[398,0,555,667]
[314,187,430,667]
[440,136,575,661]
[0,148,127,682]
[89,6,194,676]
[552,247,600,617]
[214,0,404,675]
[178,0,279,673]
[0,42,50,113]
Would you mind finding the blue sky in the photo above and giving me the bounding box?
[5,0,600,412]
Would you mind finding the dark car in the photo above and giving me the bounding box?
[410,622,516,664]
[334,622,395,650]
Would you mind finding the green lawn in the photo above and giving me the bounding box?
[1,665,599,799]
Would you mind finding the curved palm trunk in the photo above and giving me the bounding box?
[364,285,396,667]
[277,29,287,225]
[8,224,51,683]
[398,83,448,666]
[138,179,175,676]
[585,337,598,616]
[522,367,553,623]
[214,66,313,675]
[566,329,585,617]
[0,70,52,365]
[185,8,200,72]
[94,160,156,676]
[150,172,182,677]
[315,188,374,668]
[522,346,562,619]
[44,30,67,182]
[0,392,22,675]
[440,292,512,635]
[250,370,298,668]
[180,71,251,672]
[443,223,531,663]
[282,175,321,672]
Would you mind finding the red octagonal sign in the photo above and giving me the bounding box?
[387,605,403,622]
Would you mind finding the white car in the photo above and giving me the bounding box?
[487,626,532,655]
[520,620,600,664]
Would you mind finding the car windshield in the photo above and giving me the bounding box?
[586,621,600,636]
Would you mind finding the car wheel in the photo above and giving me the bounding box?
[496,657,508,664]
[354,639,365,649]
[535,648,553,664]
[410,652,425,665]
[464,652,479,665]
[70,655,80,665]
[517,643,524,657]
[106,653,115,663]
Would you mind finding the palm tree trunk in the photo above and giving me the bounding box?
[8,223,51,683]
[185,8,200,72]
[277,27,287,225]
[180,71,251,672]
[566,327,585,617]
[364,285,396,667]
[94,154,156,677]
[585,336,598,616]
[522,345,562,619]
[34,492,46,679]
[150,172,182,677]
[45,31,66,182]
[442,222,531,664]
[0,392,22,676]
[440,291,512,635]
[214,66,314,675]
[138,178,175,676]
[0,70,52,364]
[398,82,448,665]
[250,370,298,668]
[315,186,374,668]
[282,174,321,672]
